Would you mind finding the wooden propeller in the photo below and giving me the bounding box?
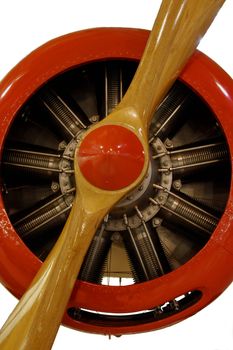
[0,1,225,349]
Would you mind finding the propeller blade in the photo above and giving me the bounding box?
[114,0,225,130]
[0,0,225,349]
[0,148,132,349]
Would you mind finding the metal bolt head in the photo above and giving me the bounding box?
[90,114,99,123]
[158,195,164,202]
[165,139,173,148]
[173,180,182,190]
[152,217,161,227]
[51,182,59,192]
[58,141,67,150]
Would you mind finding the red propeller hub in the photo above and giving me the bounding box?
[78,124,145,190]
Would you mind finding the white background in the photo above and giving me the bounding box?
[0,1,233,349]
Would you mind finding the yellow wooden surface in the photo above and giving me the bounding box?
[117,0,225,131]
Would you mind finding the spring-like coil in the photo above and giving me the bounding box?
[171,142,228,174]
[14,195,70,238]
[163,192,218,234]
[105,63,122,116]
[2,148,60,177]
[151,81,192,139]
[79,226,112,283]
[40,89,83,138]
[124,224,170,282]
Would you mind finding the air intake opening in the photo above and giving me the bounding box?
[67,290,202,327]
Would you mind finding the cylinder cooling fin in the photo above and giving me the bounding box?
[0,28,233,336]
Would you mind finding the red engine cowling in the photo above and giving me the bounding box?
[0,28,233,335]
